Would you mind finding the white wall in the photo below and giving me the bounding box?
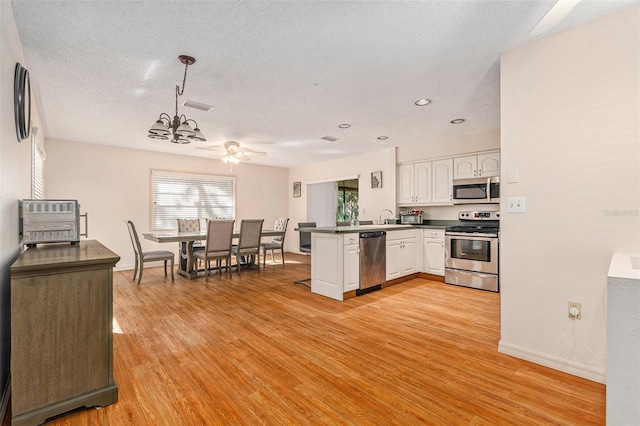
[0,0,45,415]
[287,148,397,251]
[397,128,500,164]
[499,7,640,383]
[44,139,289,270]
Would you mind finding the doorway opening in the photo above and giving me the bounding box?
[337,179,358,224]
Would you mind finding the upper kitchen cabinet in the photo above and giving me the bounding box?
[453,151,500,179]
[432,158,453,204]
[397,161,431,205]
[398,159,452,206]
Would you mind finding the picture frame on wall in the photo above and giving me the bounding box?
[293,181,301,198]
[371,171,382,189]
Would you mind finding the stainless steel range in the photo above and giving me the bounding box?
[445,211,499,292]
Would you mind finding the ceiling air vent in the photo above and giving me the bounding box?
[321,135,338,142]
[182,100,214,112]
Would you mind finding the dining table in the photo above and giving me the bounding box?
[143,229,284,279]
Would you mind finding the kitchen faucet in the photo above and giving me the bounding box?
[379,209,395,224]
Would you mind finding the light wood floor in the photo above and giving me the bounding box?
[42,254,604,425]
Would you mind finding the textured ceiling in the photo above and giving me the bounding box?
[11,0,639,168]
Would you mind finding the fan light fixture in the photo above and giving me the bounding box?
[221,141,243,165]
[148,55,206,144]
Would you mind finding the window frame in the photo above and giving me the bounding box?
[150,169,236,231]
[31,131,44,199]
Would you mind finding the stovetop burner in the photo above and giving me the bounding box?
[445,211,500,235]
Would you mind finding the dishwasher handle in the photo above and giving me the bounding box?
[359,231,386,239]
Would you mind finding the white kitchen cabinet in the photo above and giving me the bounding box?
[343,243,360,292]
[453,151,500,179]
[423,229,445,276]
[386,229,418,280]
[397,161,431,205]
[312,233,361,300]
[398,159,453,206]
[432,158,453,204]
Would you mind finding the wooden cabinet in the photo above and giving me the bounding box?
[398,159,453,206]
[11,240,119,426]
[432,158,453,204]
[454,151,500,179]
[397,161,431,204]
[423,229,445,276]
[311,233,362,300]
[343,243,360,292]
[386,230,418,280]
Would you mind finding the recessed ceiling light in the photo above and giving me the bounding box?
[377,136,389,141]
[321,135,338,142]
[414,99,431,106]
[338,123,351,129]
[450,119,465,124]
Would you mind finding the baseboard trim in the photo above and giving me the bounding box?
[498,340,606,384]
[1,376,10,425]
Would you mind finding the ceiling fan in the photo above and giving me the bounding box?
[196,141,267,164]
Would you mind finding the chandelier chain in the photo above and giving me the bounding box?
[174,63,190,117]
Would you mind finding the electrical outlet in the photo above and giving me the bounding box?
[507,197,526,213]
[568,302,582,319]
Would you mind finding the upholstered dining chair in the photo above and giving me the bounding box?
[260,217,289,267]
[177,218,204,267]
[297,222,316,254]
[193,219,235,281]
[231,219,264,275]
[294,222,316,285]
[126,220,174,285]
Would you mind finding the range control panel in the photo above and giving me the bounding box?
[458,211,500,221]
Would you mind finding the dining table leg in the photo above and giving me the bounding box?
[177,241,199,279]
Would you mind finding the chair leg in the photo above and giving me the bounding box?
[271,249,275,263]
[263,247,266,267]
[281,248,285,266]
[236,254,241,276]
[163,260,168,277]
[137,262,143,285]
[170,257,175,281]
[133,257,139,281]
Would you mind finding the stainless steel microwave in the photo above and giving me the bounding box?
[452,177,500,204]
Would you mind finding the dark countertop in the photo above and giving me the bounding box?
[296,220,458,234]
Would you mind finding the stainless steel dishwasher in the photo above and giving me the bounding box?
[358,231,386,294]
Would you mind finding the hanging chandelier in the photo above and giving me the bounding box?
[148,55,206,144]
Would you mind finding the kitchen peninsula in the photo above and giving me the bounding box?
[298,222,456,301]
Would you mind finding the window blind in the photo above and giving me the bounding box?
[151,170,236,231]
[31,135,44,199]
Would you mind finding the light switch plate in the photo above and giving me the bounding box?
[507,197,526,213]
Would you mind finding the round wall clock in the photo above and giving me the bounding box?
[14,63,31,142]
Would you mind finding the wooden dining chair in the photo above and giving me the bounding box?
[231,219,264,275]
[194,219,235,281]
[260,217,289,267]
[126,220,174,285]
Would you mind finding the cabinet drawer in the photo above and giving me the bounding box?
[423,229,444,239]
[343,234,359,246]
[387,229,419,241]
